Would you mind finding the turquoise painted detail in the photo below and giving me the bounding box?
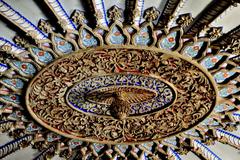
[54,36,73,54]
[201,55,223,69]
[68,139,83,149]
[131,147,140,154]
[141,142,154,151]
[0,94,21,104]
[184,129,199,137]
[214,71,236,83]
[160,32,177,50]
[127,27,134,34]
[47,133,61,142]
[2,78,24,89]
[116,145,128,153]
[219,87,239,98]
[183,41,204,58]
[93,143,105,153]
[164,137,177,146]
[26,123,41,132]
[81,28,98,47]
[31,47,54,64]
[135,27,151,45]
[202,118,219,126]
[109,26,125,44]
[214,104,235,113]
[7,111,22,121]
[0,63,9,72]
[12,61,36,76]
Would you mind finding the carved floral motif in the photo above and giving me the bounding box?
[26,47,217,144]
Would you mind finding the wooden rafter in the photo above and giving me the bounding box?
[184,0,237,37]
[211,25,240,48]
[84,0,109,30]
[124,0,144,26]
[156,0,182,29]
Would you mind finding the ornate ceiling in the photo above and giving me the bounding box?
[0,0,239,160]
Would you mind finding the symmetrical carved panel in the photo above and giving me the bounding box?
[26,46,217,144]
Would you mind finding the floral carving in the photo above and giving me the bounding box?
[144,7,160,22]
[26,47,216,144]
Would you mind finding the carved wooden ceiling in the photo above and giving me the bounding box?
[0,0,239,160]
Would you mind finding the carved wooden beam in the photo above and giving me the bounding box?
[191,140,221,160]
[124,0,144,26]
[84,0,109,30]
[156,0,183,29]
[184,0,239,37]
[214,129,240,150]
[211,25,240,49]
[0,135,33,159]
[0,0,48,40]
[33,145,56,160]
[43,0,77,31]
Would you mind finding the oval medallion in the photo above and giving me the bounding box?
[66,74,176,117]
[26,46,217,144]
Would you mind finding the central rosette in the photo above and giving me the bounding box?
[26,47,217,144]
[66,74,176,119]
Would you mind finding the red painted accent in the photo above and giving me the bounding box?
[168,37,175,42]
[11,96,16,100]
[59,41,65,46]
[211,58,218,63]
[114,31,121,36]
[223,72,229,78]
[141,32,148,37]
[12,80,17,85]
[38,51,45,56]
[32,125,37,129]
[193,46,200,50]
[85,33,92,39]
[21,64,27,69]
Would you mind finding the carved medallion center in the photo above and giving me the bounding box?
[66,73,176,118]
[66,74,176,119]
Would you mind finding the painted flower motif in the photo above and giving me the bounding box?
[193,46,200,50]
[168,37,175,42]
[21,64,27,70]
[85,33,92,39]
[38,51,45,56]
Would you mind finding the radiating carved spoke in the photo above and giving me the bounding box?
[184,0,239,37]
[211,25,240,50]
[156,0,183,28]
[0,1,239,159]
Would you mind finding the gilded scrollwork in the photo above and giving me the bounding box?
[26,47,217,144]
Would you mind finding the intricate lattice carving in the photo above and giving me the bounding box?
[26,47,217,144]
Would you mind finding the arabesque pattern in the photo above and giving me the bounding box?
[0,0,239,159]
